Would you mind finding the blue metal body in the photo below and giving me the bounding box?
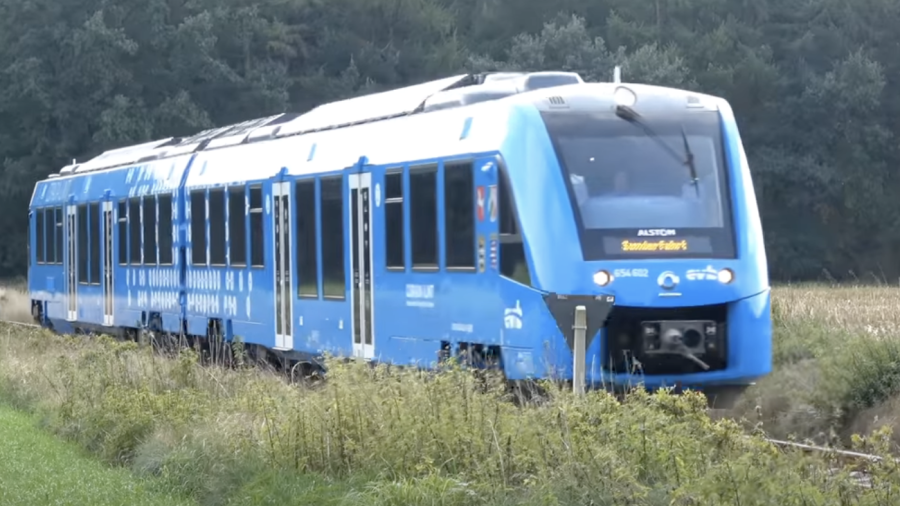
[26,73,772,393]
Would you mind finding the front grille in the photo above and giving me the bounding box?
[602,303,728,375]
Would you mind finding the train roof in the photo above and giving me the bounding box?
[48,71,582,178]
[44,70,726,183]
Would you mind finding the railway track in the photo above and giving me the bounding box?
[0,317,891,486]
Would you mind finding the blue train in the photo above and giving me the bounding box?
[26,71,772,407]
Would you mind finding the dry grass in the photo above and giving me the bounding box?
[729,283,900,449]
[0,280,32,325]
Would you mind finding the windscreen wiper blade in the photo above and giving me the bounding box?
[680,125,699,197]
[615,105,700,196]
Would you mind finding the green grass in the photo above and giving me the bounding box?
[0,403,194,506]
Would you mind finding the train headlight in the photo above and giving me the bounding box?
[593,270,614,287]
[717,268,734,284]
[613,86,637,107]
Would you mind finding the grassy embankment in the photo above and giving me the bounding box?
[1,283,900,505]
[0,403,194,505]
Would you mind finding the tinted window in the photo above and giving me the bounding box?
[444,162,475,270]
[209,188,226,265]
[54,207,63,264]
[158,194,173,264]
[320,177,345,299]
[129,198,141,264]
[190,190,207,265]
[36,209,44,264]
[384,170,404,270]
[143,196,157,265]
[249,185,264,268]
[90,203,101,283]
[77,204,88,283]
[542,109,735,260]
[409,166,438,269]
[295,180,318,297]
[118,201,127,265]
[228,186,246,266]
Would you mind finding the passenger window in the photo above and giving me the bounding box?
[45,209,54,264]
[409,166,438,270]
[228,186,246,266]
[209,188,226,266]
[36,208,45,264]
[54,207,63,264]
[190,190,207,265]
[128,198,141,264]
[320,176,345,299]
[77,204,88,283]
[249,185,264,268]
[118,201,127,265]
[143,196,157,265]
[158,194,173,265]
[295,179,318,297]
[498,167,531,285]
[90,202,101,284]
[444,162,475,270]
[384,170,405,270]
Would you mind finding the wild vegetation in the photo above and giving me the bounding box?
[2,283,900,505]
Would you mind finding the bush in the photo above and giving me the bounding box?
[728,284,900,449]
[2,321,900,506]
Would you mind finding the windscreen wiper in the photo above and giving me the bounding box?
[615,104,700,197]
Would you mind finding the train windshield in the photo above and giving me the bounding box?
[542,109,736,260]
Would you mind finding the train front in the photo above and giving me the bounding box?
[499,82,772,405]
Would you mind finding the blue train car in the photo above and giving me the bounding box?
[27,70,772,406]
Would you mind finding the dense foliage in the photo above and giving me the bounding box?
[1,0,896,280]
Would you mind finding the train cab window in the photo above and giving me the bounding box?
[36,208,45,264]
[409,165,438,270]
[190,190,207,265]
[209,188,226,266]
[444,161,475,270]
[90,202,101,284]
[295,179,319,297]
[320,176,345,299]
[118,201,127,265]
[228,186,246,266]
[77,204,88,284]
[143,196,157,265]
[128,197,141,264]
[249,185,264,268]
[54,207,63,264]
[158,193,173,265]
[498,167,531,286]
[384,170,404,270]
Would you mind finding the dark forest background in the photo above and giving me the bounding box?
[1,0,897,282]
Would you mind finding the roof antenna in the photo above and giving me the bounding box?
[613,65,621,84]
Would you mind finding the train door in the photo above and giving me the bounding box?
[272,181,294,350]
[348,172,374,359]
[65,204,77,321]
[102,201,114,326]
